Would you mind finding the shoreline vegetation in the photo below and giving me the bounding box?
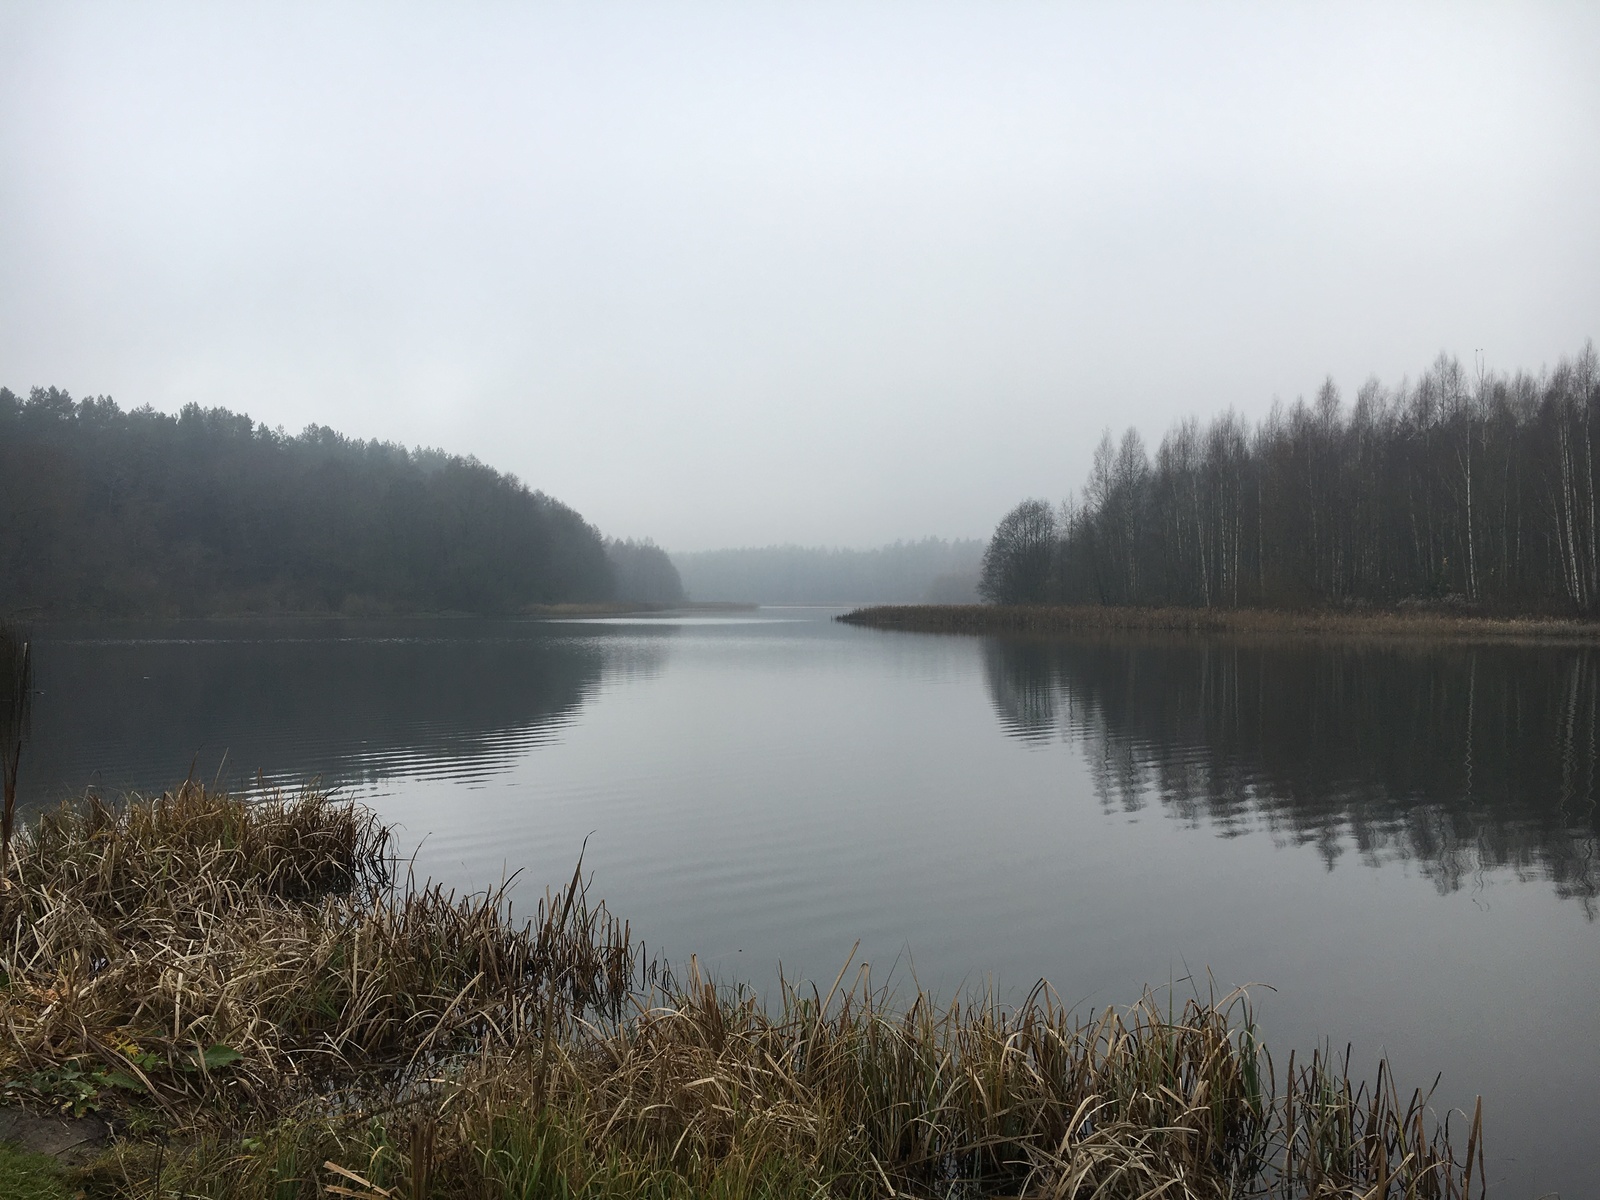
[0,784,1483,1199]
[839,602,1600,643]
[8,602,759,626]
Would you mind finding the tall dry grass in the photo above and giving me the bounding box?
[0,784,1483,1198]
[0,782,635,1117]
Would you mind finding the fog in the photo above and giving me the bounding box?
[2,2,1596,550]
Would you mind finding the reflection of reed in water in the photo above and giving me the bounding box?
[983,636,1600,915]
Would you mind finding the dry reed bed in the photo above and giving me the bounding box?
[838,603,1600,643]
[0,785,1483,1198]
[1,784,635,1114]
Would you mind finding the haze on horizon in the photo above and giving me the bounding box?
[2,2,1596,552]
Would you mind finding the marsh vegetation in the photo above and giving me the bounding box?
[838,603,1600,641]
[0,782,1485,1198]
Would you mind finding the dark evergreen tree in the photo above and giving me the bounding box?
[0,389,616,616]
[606,539,685,604]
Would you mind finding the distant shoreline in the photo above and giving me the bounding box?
[837,603,1600,642]
[524,601,759,617]
[9,601,761,624]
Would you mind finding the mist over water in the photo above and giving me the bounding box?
[17,611,1600,1194]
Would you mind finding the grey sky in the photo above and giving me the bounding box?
[2,3,1596,550]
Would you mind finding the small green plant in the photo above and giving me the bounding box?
[4,1058,126,1117]
[4,1043,241,1116]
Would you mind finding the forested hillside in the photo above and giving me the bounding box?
[606,539,685,605]
[0,387,615,616]
[674,538,984,604]
[980,344,1600,614]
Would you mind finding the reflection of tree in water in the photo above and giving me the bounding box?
[983,637,1600,915]
[23,622,673,804]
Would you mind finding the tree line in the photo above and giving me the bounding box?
[1,386,680,616]
[981,343,1600,613]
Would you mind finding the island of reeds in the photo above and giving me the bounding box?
[837,602,1600,642]
[0,783,1484,1199]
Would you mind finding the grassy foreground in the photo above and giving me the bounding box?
[838,603,1600,642]
[0,785,1484,1199]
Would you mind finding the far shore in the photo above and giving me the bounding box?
[837,602,1600,642]
[524,600,758,617]
[6,601,760,624]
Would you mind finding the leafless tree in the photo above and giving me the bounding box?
[979,499,1057,604]
[997,342,1600,615]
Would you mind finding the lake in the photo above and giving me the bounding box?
[19,609,1599,1196]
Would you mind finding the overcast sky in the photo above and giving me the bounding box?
[2,3,1597,550]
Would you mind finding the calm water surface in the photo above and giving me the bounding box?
[21,610,1600,1197]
